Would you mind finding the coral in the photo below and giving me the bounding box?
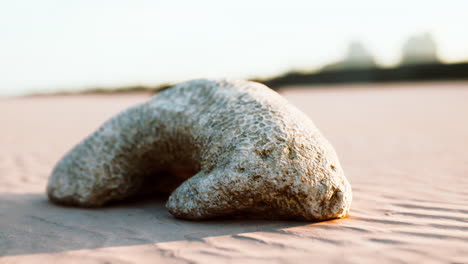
[47,79,352,221]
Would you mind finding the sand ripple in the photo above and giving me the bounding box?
[1,83,467,263]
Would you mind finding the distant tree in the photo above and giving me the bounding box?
[400,33,440,65]
[344,41,377,68]
[322,41,377,71]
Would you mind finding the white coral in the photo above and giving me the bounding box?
[47,79,352,221]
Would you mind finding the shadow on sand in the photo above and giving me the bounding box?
[1,193,318,256]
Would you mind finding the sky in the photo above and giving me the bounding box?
[1,0,467,96]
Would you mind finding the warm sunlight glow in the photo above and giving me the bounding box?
[1,0,467,95]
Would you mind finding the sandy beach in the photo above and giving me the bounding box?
[1,82,467,263]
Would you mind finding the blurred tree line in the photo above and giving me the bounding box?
[259,32,468,89]
[40,32,465,96]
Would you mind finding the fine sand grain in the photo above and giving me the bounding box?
[1,82,467,263]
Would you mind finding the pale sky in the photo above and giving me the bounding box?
[1,0,467,96]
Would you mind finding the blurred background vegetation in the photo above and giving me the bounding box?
[258,33,468,90]
[36,32,468,95]
[1,1,467,96]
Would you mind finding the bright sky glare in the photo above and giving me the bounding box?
[1,0,467,95]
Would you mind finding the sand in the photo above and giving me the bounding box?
[1,82,467,263]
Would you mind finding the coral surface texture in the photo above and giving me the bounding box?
[47,79,352,221]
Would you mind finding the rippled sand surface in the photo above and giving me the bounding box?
[1,82,467,263]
